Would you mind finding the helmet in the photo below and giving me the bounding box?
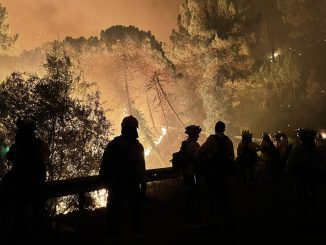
[121,115,139,128]
[185,125,202,135]
[295,128,316,138]
[241,129,253,136]
[274,131,287,140]
[273,131,282,139]
[262,132,270,138]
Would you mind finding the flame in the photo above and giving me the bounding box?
[56,199,70,215]
[321,132,326,139]
[55,128,168,213]
[144,148,152,157]
[91,189,108,208]
[268,49,281,60]
[154,127,167,145]
[145,127,167,158]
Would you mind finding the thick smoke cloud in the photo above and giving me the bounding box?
[1,0,181,51]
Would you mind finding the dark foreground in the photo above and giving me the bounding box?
[49,175,326,245]
[4,175,326,244]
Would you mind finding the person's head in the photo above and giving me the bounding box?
[185,125,201,140]
[262,132,270,140]
[215,121,225,134]
[274,131,287,140]
[121,115,139,139]
[15,118,37,144]
[241,129,253,143]
[296,128,316,147]
[273,131,282,141]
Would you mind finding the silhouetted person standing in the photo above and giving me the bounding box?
[273,131,289,177]
[179,125,202,228]
[288,128,326,222]
[197,121,235,222]
[260,132,279,181]
[3,119,49,238]
[236,130,259,188]
[100,115,147,243]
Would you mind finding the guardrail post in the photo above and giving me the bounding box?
[78,192,86,214]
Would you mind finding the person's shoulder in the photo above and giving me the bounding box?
[36,138,48,146]
[192,141,200,147]
[105,136,120,148]
[135,139,144,150]
[210,134,231,144]
[207,135,217,141]
[223,135,233,144]
[39,139,50,148]
[226,135,232,141]
[136,140,143,148]
[187,140,200,148]
[201,135,218,146]
[251,141,259,147]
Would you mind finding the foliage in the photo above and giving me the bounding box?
[171,0,325,136]
[0,42,111,180]
[277,0,326,39]
[1,1,325,160]
[0,3,18,54]
[171,0,254,134]
[100,25,174,68]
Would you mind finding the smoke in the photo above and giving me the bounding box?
[2,0,181,52]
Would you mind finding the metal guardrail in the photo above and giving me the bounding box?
[45,167,180,212]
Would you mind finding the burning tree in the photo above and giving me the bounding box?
[46,26,182,168]
[170,0,254,134]
[99,26,182,167]
[171,0,326,136]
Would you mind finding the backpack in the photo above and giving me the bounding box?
[171,141,190,170]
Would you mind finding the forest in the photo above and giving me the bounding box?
[1,0,326,185]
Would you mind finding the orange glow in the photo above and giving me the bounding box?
[2,0,181,52]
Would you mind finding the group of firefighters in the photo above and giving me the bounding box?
[178,123,326,227]
[1,115,326,243]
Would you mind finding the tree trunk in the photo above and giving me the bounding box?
[153,76,169,138]
[122,57,132,114]
[146,92,159,135]
[154,74,185,129]
[47,116,57,181]
[144,133,166,166]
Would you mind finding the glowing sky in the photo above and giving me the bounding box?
[1,0,181,52]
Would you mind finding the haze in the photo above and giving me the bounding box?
[1,0,181,52]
